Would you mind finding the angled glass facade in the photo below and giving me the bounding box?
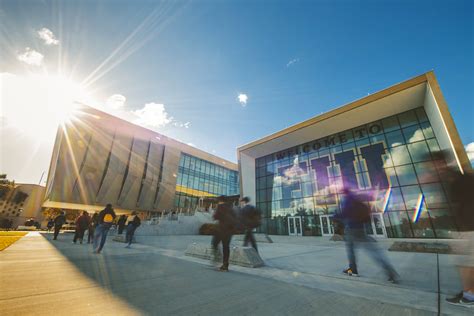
[174,153,239,210]
[255,107,459,238]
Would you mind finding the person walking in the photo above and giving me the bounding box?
[53,211,66,240]
[93,204,116,254]
[212,196,237,272]
[73,211,90,244]
[337,188,399,283]
[444,168,474,307]
[239,196,261,252]
[125,211,141,248]
[88,212,98,244]
[117,215,127,235]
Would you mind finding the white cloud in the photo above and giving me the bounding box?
[106,94,126,109]
[466,142,474,163]
[37,27,59,45]
[17,48,44,66]
[286,58,299,67]
[187,142,196,147]
[173,121,190,128]
[238,93,248,106]
[132,102,172,129]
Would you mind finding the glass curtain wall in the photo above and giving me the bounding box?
[174,153,239,210]
[255,107,459,238]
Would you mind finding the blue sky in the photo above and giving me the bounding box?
[0,0,473,183]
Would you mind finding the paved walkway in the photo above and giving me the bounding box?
[0,232,471,315]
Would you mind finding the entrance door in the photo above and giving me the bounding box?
[367,213,387,238]
[319,215,334,236]
[288,216,303,236]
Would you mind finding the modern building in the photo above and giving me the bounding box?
[238,72,471,239]
[0,183,45,228]
[43,105,239,216]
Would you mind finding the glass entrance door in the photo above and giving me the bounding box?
[367,213,387,238]
[288,216,303,236]
[319,215,334,236]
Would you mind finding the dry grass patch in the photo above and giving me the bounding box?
[0,231,28,251]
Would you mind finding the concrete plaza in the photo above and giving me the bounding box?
[0,232,471,315]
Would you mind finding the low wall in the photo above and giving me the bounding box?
[136,212,214,236]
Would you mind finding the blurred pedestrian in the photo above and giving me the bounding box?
[337,188,399,282]
[93,204,116,254]
[73,211,90,244]
[239,196,261,252]
[88,212,98,244]
[212,196,237,272]
[443,166,474,307]
[125,211,141,248]
[53,211,66,240]
[47,218,54,232]
[117,215,127,235]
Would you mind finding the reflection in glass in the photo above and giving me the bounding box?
[388,211,413,237]
[396,165,418,186]
[407,141,430,163]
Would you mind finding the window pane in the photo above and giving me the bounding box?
[389,145,411,166]
[382,116,400,132]
[420,122,435,139]
[426,139,440,153]
[388,211,413,237]
[407,210,435,238]
[396,165,418,186]
[407,141,430,163]
[385,167,399,187]
[415,107,429,123]
[429,209,459,238]
[385,130,405,148]
[386,187,406,211]
[421,183,448,209]
[398,111,418,128]
[414,161,440,184]
[403,125,424,143]
[401,185,422,209]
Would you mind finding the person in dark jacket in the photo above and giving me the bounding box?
[240,196,261,252]
[93,204,116,253]
[117,215,127,235]
[211,196,237,271]
[88,212,99,244]
[125,211,141,248]
[73,211,90,244]
[53,211,66,240]
[336,188,398,282]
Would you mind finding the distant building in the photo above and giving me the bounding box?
[238,71,471,239]
[43,106,239,216]
[0,183,45,228]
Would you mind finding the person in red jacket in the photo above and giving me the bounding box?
[73,211,90,244]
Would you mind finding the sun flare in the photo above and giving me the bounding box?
[1,73,92,142]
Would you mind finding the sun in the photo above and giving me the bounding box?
[1,73,92,142]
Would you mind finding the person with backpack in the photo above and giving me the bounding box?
[125,211,141,248]
[240,196,261,252]
[212,196,237,272]
[53,211,66,240]
[336,188,399,283]
[73,211,90,244]
[93,204,116,254]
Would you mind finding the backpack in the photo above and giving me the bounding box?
[103,213,114,223]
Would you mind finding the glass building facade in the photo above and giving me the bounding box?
[174,153,239,210]
[255,107,460,238]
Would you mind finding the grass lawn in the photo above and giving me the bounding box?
[0,231,28,251]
